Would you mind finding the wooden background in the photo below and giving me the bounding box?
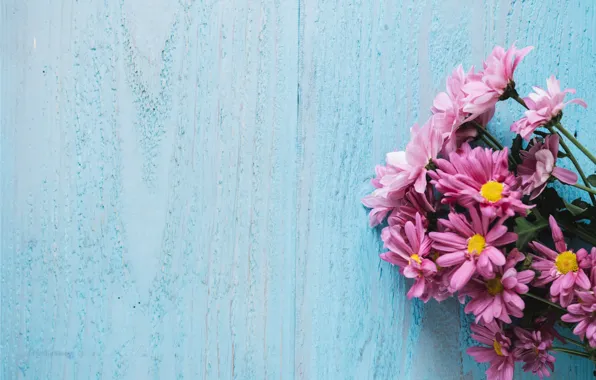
[2,0,596,378]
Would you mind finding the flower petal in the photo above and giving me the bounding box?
[450,260,477,290]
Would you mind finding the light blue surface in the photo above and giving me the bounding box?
[2,0,596,378]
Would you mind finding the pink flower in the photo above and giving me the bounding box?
[430,208,517,290]
[375,120,443,198]
[583,247,596,284]
[362,164,399,226]
[531,215,590,307]
[386,186,436,227]
[432,65,469,132]
[362,193,397,227]
[533,315,567,344]
[432,65,496,153]
[430,144,532,217]
[518,134,578,199]
[362,148,437,228]
[363,183,436,228]
[513,327,555,378]
[421,267,455,302]
[463,44,533,117]
[511,75,587,140]
[561,288,596,347]
[461,249,534,324]
[467,322,515,380]
[380,213,437,300]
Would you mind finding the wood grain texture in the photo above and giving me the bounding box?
[2,0,596,378]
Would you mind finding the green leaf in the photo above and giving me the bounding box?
[572,198,591,209]
[514,217,549,249]
[535,187,565,217]
[511,135,523,163]
[564,200,587,216]
[588,174,596,187]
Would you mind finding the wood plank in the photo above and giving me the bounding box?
[2,0,596,379]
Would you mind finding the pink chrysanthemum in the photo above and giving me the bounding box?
[362,160,437,228]
[463,44,533,117]
[380,213,437,300]
[430,144,532,217]
[420,267,455,302]
[461,249,534,324]
[375,121,443,199]
[582,247,596,284]
[531,215,590,307]
[430,208,517,290]
[561,288,596,347]
[363,184,436,228]
[362,164,398,226]
[432,65,496,153]
[518,134,578,199]
[467,322,516,380]
[511,75,587,140]
[513,327,555,378]
[533,315,567,344]
[386,186,436,228]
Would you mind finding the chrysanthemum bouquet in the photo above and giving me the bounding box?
[362,45,596,379]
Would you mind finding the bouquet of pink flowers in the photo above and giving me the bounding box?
[362,45,596,379]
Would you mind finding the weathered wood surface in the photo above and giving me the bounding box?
[2,0,596,378]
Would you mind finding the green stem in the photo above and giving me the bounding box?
[546,126,596,205]
[524,292,566,312]
[552,347,591,358]
[555,122,596,165]
[479,134,499,150]
[564,336,587,349]
[472,122,516,166]
[478,126,504,150]
[572,183,596,195]
[511,92,529,110]
[558,221,596,247]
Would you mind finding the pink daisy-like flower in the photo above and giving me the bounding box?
[420,267,455,302]
[386,186,436,228]
[461,249,534,324]
[432,65,496,153]
[362,193,397,227]
[511,75,587,140]
[430,144,532,217]
[561,288,596,347]
[531,215,590,307]
[533,315,567,344]
[380,213,437,300]
[467,322,516,380]
[362,120,442,225]
[463,44,533,117]
[362,163,400,226]
[582,247,596,284]
[513,327,555,378]
[363,184,436,228]
[518,134,578,199]
[430,208,517,290]
[375,120,443,199]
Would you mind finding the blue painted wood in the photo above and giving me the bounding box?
[2,0,596,378]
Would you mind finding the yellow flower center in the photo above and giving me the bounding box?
[493,340,504,356]
[486,277,504,296]
[555,250,578,274]
[410,254,421,264]
[467,234,486,255]
[480,181,504,203]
